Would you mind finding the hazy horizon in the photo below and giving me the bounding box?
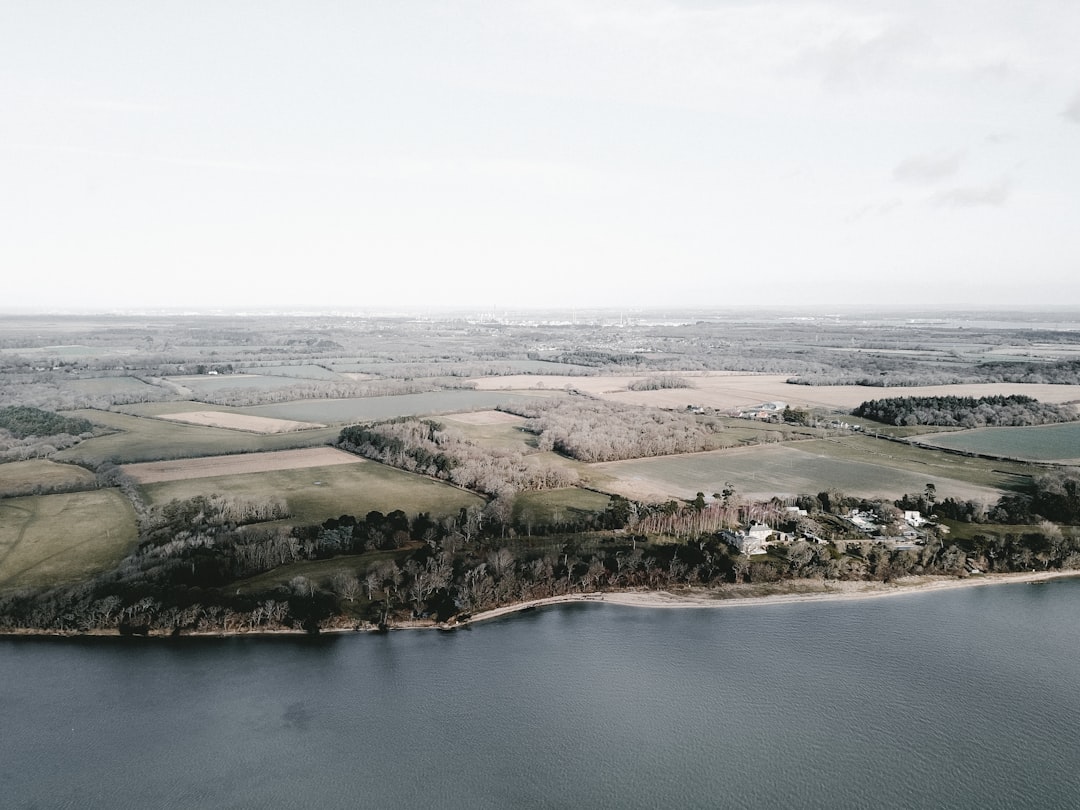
[3,2,1078,312]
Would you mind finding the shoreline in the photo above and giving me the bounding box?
[462,569,1080,624]
[2,570,1077,639]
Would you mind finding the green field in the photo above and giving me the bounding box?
[590,440,1009,504]
[53,410,339,465]
[797,435,1036,490]
[513,488,612,525]
[0,489,138,590]
[140,460,483,526]
[913,422,1080,462]
[0,460,97,497]
[241,390,554,424]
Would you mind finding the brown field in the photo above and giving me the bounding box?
[441,410,527,425]
[156,410,325,433]
[120,447,361,483]
[470,373,1080,412]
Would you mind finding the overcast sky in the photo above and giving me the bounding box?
[2,1,1078,312]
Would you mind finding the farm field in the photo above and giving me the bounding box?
[470,373,1080,412]
[912,422,1080,463]
[241,390,557,424]
[53,409,339,466]
[241,364,344,380]
[589,442,1007,504]
[155,410,325,433]
[165,374,315,394]
[66,376,163,399]
[140,460,483,526]
[0,459,97,498]
[328,359,583,376]
[120,447,361,483]
[0,489,138,590]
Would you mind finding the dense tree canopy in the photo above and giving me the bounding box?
[0,405,92,439]
[853,395,1076,428]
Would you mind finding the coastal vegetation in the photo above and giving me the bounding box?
[2,309,1080,635]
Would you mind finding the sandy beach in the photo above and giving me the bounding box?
[462,569,1080,625]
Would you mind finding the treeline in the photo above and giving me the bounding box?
[499,399,721,462]
[627,375,691,391]
[926,472,1080,525]
[788,358,1080,388]
[979,358,1080,385]
[852,395,1076,427]
[337,419,578,495]
[548,350,645,367]
[196,379,445,407]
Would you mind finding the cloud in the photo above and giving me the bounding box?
[932,178,1011,208]
[1064,90,1080,123]
[893,151,963,183]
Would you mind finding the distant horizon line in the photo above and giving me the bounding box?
[3,303,1080,318]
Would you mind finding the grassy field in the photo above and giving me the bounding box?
[440,411,537,452]
[589,440,1010,504]
[166,374,316,394]
[0,489,138,590]
[797,435,1037,490]
[140,460,483,526]
[513,488,612,525]
[53,410,340,466]
[241,390,556,424]
[67,376,164,400]
[0,460,97,497]
[912,422,1080,463]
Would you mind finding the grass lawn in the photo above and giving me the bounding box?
[513,488,611,525]
[0,489,138,590]
[140,460,484,526]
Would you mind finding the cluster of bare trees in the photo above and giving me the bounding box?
[499,399,722,462]
[197,379,440,407]
[627,375,691,391]
[338,419,578,495]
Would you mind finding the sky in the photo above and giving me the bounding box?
[2,1,1079,313]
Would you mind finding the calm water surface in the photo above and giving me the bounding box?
[3,579,1080,809]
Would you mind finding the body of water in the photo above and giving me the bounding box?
[3,579,1080,809]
